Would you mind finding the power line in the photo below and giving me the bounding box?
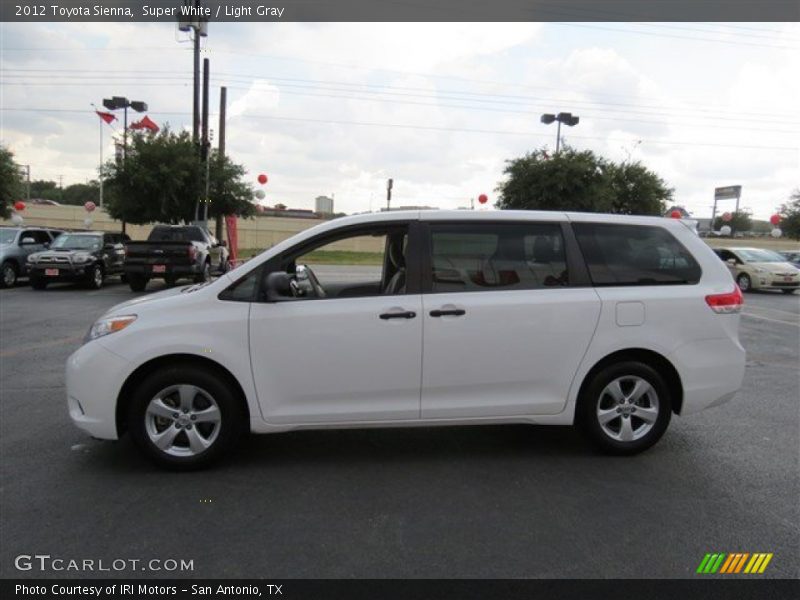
[2,106,797,152]
[4,68,797,122]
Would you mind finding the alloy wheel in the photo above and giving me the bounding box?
[737,274,750,291]
[2,264,16,287]
[596,376,660,443]
[144,384,221,457]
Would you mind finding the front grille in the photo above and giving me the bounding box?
[38,255,71,264]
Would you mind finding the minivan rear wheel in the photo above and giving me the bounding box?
[578,361,671,455]
[127,365,245,470]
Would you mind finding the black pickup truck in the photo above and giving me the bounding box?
[123,225,229,292]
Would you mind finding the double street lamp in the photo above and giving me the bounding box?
[102,96,148,161]
[541,112,579,153]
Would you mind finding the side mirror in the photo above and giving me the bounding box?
[20,237,36,245]
[104,243,116,250]
[43,242,50,249]
[726,258,737,267]
[264,271,296,302]
[219,240,227,248]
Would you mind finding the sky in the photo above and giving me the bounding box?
[0,21,798,219]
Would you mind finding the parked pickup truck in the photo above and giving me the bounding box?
[123,225,229,292]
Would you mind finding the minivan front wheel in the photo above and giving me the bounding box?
[578,362,671,455]
[128,365,245,469]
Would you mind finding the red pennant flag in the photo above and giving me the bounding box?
[130,115,160,133]
[95,110,116,124]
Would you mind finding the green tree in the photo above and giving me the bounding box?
[61,182,100,206]
[713,210,753,233]
[496,146,672,216]
[29,180,62,202]
[0,145,25,218]
[778,189,800,241]
[102,128,255,225]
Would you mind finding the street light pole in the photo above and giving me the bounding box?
[540,112,580,153]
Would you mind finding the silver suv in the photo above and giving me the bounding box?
[0,227,62,288]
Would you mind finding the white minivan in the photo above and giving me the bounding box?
[67,211,746,468]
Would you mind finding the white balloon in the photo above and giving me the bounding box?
[10,214,23,225]
[255,189,266,200]
[83,218,93,228]
[719,225,732,236]
[771,228,782,238]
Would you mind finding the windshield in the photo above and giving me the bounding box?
[0,229,19,244]
[52,234,101,251]
[736,249,786,263]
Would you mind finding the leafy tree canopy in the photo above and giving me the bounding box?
[496,146,672,216]
[102,128,256,225]
[778,189,800,241]
[0,145,24,219]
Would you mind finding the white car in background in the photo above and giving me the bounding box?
[67,211,746,469]
[713,247,800,294]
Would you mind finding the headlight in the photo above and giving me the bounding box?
[84,315,137,343]
[27,255,38,263]
[753,267,766,274]
[73,254,91,263]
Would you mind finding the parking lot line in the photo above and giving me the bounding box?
[742,312,800,327]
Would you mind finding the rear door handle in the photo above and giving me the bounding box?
[429,309,466,317]
[379,310,416,320]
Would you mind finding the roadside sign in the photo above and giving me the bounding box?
[715,185,742,200]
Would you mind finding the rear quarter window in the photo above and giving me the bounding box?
[573,223,701,286]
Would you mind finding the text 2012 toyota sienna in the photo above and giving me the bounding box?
[67,211,746,469]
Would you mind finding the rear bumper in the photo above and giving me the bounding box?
[668,337,746,415]
[124,263,200,278]
[66,340,130,440]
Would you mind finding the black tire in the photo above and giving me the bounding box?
[85,263,105,289]
[736,273,752,292]
[127,364,246,470]
[194,260,211,283]
[30,276,48,290]
[1,261,18,289]
[120,273,128,284]
[781,289,796,295]
[577,361,672,455]
[128,275,148,292]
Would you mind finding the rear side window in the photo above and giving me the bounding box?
[429,223,568,292]
[573,223,701,286]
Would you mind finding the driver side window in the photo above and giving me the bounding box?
[290,228,408,299]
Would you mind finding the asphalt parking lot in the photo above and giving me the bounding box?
[0,278,797,579]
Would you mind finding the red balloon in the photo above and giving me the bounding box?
[257,174,268,185]
[84,201,96,213]
[670,210,682,219]
[770,214,781,226]
[14,201,25,212]
[721,212,732,222]
[478,194,488,205]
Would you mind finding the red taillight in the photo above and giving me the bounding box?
[188,246,197,260]
[705,287,744,314]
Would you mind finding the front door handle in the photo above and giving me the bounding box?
[429,308,466,317]
[379,310,416,320]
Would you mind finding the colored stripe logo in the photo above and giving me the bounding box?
[697,553,773,574]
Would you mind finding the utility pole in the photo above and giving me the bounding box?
[215,86,227,240]
[192,0,201,145]
[200,58,210,226]
[386,178,393,211]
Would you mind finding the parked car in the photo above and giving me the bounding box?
[0,226,63,288]
[712,247,800,293]
[67,211,746,469]
[778,251,800,269]
[123,225,229,292]
[28,231,129,290]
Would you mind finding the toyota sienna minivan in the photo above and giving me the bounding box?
[67,211,746,468]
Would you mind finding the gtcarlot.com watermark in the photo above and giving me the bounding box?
[14,554,194,572]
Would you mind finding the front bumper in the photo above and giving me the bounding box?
[66,340,131,439]
[29,263,91,281]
